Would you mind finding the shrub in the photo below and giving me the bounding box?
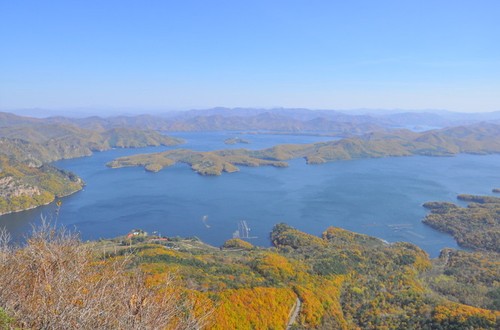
[0,221,208,329]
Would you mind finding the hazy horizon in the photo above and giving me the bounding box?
[1,1,499,113]
[3,106,500,119]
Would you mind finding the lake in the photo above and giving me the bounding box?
[1,131,499,257]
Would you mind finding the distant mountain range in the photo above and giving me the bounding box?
[3,108,500,134]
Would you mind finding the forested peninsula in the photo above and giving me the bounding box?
[0,114,183,215]
[108,123,500,175]
[423,194,500,253]
[421,193,500,313]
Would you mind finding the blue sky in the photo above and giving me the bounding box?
[1,0,499,113]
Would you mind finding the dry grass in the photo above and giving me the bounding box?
[0,220,209,329]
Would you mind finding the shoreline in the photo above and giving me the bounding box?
[0,187,83,217]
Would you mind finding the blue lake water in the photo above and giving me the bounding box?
[1,132,499,257]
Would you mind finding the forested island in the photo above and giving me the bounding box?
[107,148,289,175]
[224,137,250,145]
[108,123,500,175]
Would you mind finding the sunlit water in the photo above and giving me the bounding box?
[1,132,499,257]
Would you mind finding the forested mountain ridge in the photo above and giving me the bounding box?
[108,123,500,175]
[112,209,500,328]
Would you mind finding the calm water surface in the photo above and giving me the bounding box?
[1,132,499,257]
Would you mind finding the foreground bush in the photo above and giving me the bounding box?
[0,222,207,329]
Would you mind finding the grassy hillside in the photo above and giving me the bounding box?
[108,123,500,175]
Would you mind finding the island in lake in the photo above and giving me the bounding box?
[224,137,250,145]
[108,123,500,175]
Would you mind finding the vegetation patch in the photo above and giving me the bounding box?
[423,194,500,252]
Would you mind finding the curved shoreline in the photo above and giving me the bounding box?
[0,186,83,217]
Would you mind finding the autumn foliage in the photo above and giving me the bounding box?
[1,219,498,329]
[0,222,207,329]
[210,287,296,329]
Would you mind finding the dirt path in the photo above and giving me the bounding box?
[286,297,301,329]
